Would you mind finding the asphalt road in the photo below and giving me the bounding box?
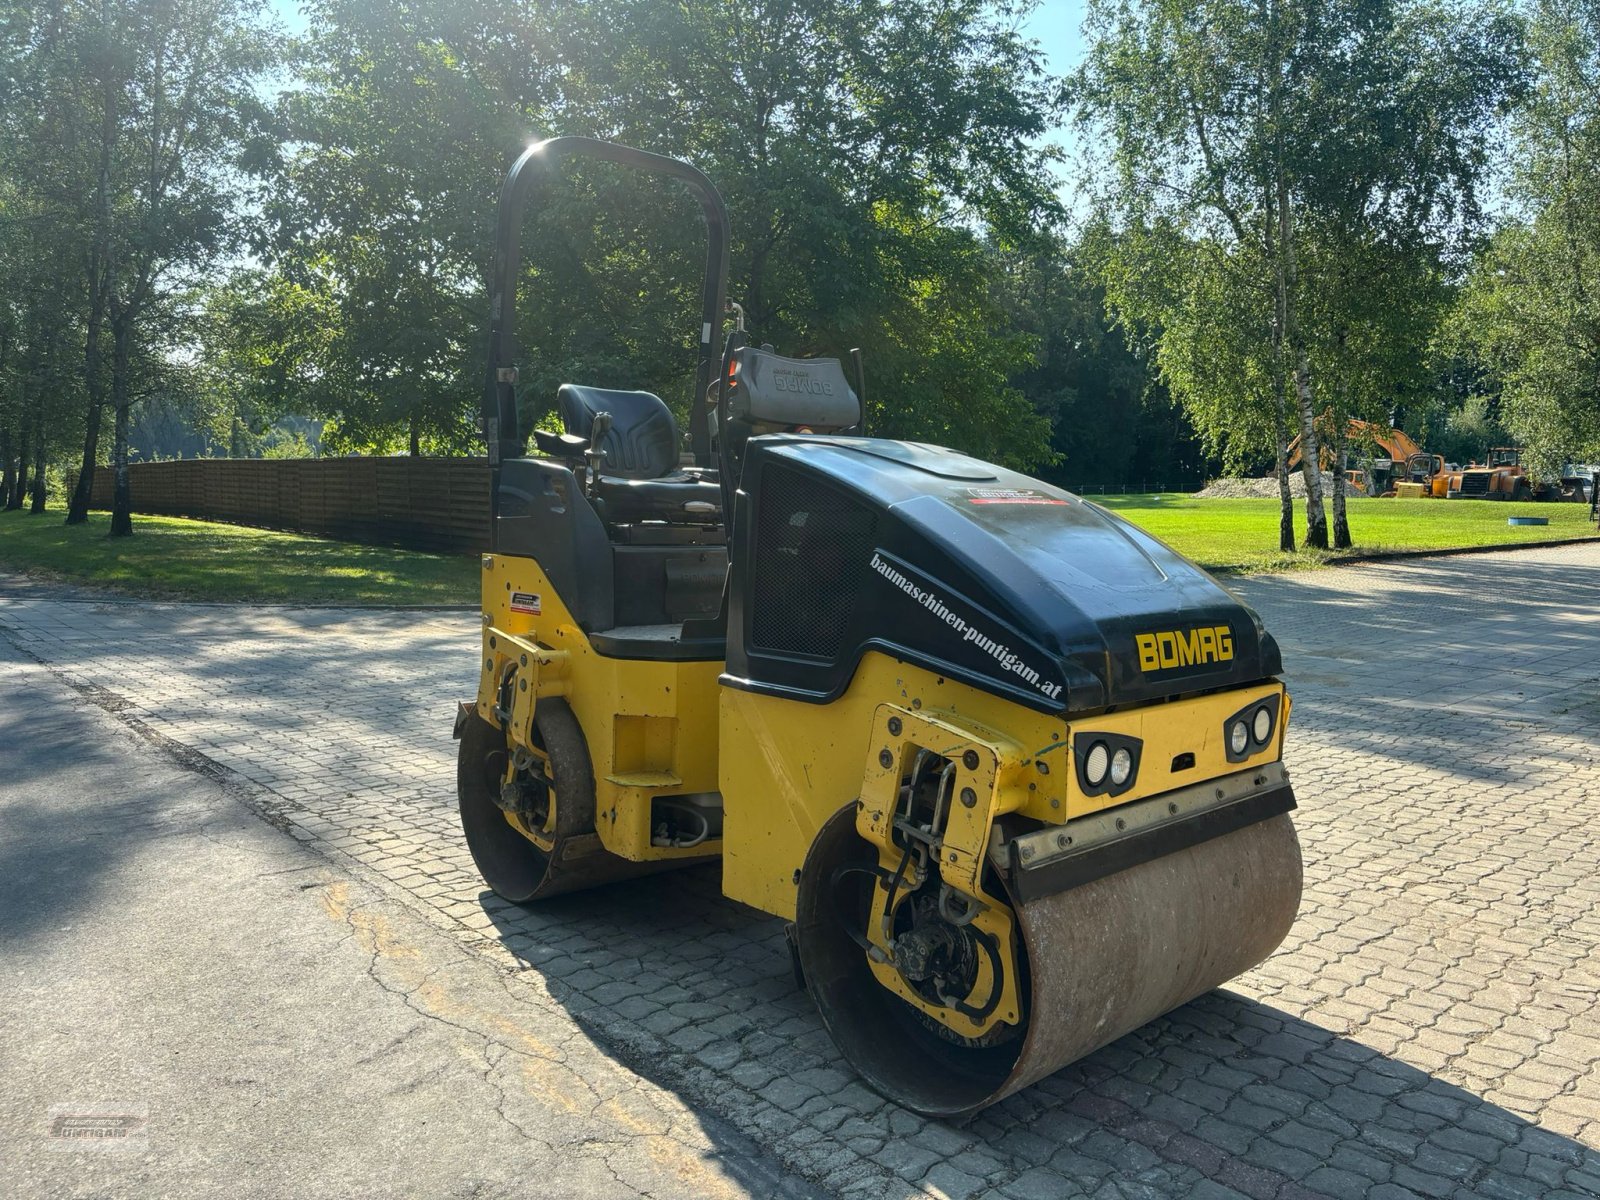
[0,634,820,1200]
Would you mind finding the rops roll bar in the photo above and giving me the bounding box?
[481,136,731,488]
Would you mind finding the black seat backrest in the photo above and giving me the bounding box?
[558,385,679,480]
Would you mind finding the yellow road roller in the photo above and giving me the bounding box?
[456,137,1302,1118]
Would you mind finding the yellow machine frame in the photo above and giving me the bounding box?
[477,549,1290,1039]
[477,554,722,863]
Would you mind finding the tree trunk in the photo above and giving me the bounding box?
[1279,183,1328,550]
[1290,357,1329,549]
[70,33,117,527]
[109,323,133,537]
[1267,198,1295,551]
[1330,429,1352,549]
[68,292,108,525]
[1268,211,1294,554]
[68,289,109,524]
[409,414,420,457]
[1274,419,1295,553]
[29,435,46,513]
[8,419,30,512]
[0,426,14,510]
[67,400,103,524]
[1267,11,1327,551]
[1331,467,1350,548]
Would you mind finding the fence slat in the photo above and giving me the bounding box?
[69,458,492,555]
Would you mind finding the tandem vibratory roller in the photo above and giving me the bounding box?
[454,136,1302,1118]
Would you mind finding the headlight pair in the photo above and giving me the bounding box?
[1075,733,1141,798]
[1225,694,1281,762]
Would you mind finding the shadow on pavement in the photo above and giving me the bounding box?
[481,869,1600,1199]
[1232,556,1600,800]
[0,680,191,946]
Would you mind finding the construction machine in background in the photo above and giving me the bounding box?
[1441,448,1591,501]
[1284,418,1596,503]
[1443,448,1536,500]
[454,137,1303,1118]
[1287,419,1432,497]
[1558,464,1597,504]
[1393,452,1447,499]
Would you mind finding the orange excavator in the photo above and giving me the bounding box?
[1286,420,1439,497]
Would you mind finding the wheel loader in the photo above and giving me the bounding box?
[1444,447,1536,500]
[455,137,1303,1118]
[1443,448,1591,502]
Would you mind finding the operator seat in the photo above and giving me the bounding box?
[556,384,722,524]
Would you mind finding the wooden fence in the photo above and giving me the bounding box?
[75,457,491,555]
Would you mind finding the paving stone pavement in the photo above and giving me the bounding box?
[2,542,1598,1200]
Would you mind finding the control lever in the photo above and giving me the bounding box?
[584,411,613,499]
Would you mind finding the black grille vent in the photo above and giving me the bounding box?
[1460,473,1490,496]
[750,464,877,658]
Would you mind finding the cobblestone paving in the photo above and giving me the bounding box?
[3,543,1599,1200]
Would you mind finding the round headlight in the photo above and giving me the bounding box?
[1252,706,1273,744]
[1229,720,1249,756]
[1110,746,1134,786]
[1084,741,1110,785]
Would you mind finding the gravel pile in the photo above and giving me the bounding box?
[1194,472,1339,499]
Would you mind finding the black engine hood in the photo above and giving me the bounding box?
[725,437,1282,715]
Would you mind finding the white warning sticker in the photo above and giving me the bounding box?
[509,591,541,615]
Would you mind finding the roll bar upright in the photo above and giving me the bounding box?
[481,137,732,513]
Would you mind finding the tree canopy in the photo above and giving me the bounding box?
[1457,0,1600,473]
[1,0,278,532]
[251,0,1068,467]
[0,0,1595,552]
[1076,0,1526,548]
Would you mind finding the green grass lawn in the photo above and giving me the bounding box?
[1,495,1594,605]
[0,508,480,605]
[1098,493,1598,572]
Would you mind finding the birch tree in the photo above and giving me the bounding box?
[1077,0,1521,549]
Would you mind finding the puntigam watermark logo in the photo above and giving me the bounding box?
[1135,625,1234,672]
[869,551,1064,701]
[47,1103,149,1152]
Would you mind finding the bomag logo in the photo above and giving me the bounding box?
[773,371,834,395]
[1135,625,1234,672]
